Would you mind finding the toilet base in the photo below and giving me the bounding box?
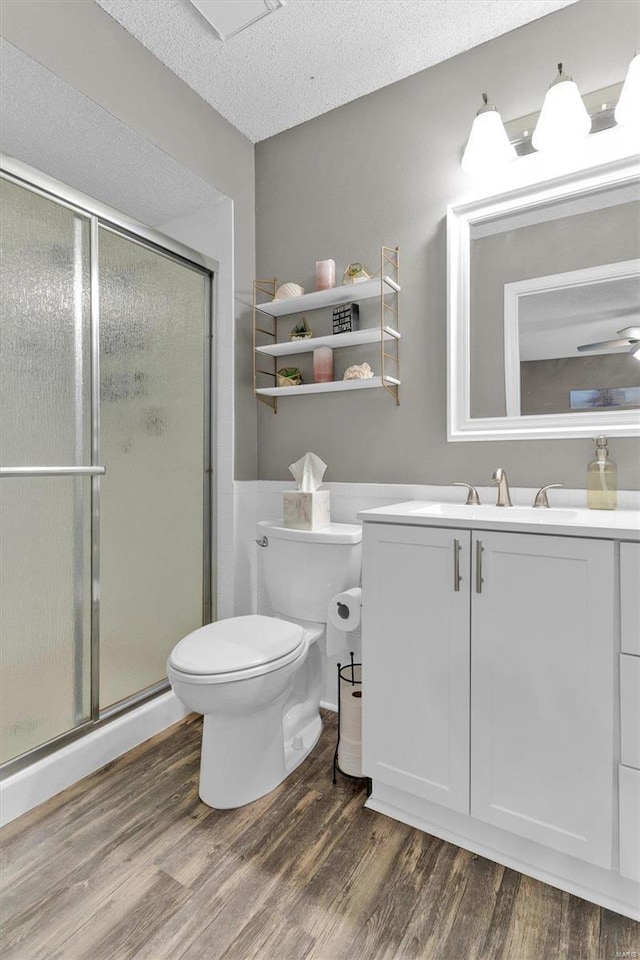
[198,706,322,810]
[199,703,286,809]
[284,711,322,775]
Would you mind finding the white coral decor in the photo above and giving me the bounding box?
[343,362,374,380]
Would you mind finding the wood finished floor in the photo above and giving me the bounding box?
[1,712,639,960]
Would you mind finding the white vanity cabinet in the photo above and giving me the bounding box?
[363,524,614,864]
[361,513,639,919]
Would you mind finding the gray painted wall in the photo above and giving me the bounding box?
[256,0,640,488]
[521,354,640,416]
[0,0,257,479]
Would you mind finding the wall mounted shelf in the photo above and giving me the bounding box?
[255,325,401,358]
[255,275,400,317]
[255,375,401,398]
[253,246,400,412]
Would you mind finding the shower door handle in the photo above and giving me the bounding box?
[0,466,106,477]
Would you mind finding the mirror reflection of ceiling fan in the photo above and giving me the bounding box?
[577,325,640,358]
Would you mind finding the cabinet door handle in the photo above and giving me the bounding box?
[475,540,484,593]
[453,538,462,591]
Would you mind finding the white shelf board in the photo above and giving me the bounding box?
[255,326,400,358]
[255,375,401,398]
[256,276,401,317]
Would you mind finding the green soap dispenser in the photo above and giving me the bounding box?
[587,436,617,510]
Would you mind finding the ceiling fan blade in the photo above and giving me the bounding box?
[577,338,635,352]
[617,326,640,339]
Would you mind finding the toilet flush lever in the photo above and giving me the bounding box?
[256,536,269,547]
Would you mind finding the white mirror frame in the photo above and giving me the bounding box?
[447,155,640,441]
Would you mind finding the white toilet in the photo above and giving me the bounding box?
[167,519,362,809]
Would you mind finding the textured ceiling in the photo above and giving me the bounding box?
[95,0,578,143]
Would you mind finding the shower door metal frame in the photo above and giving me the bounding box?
[0,157,216,777]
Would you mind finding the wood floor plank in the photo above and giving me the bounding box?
[134,786,344,960]
[291,814,415,956]
[218,906,316,960]
[501,873,565,960]
[2,709,638,960]
[557,889,601,960]
[46,866,190,960]
[1,745,202,927]
[155,779,368,960]
[328,827,442,960]
[599,906,640,960]
[1,770,211,959]
[477,867,522,960]
[390,841,475,959]
[1,716,202,893]
[440,853,505,960]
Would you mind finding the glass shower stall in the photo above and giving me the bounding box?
[0,165,213,769]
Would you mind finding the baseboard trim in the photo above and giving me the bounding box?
[1,692,190,826]
[320,700,337,713]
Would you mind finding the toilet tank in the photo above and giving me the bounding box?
[258,520,362,623]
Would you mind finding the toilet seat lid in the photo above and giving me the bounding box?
[168,615,304,676]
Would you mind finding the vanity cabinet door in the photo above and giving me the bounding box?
[470,532,614,868]
[362,524,471,813]
[621,542,640,656]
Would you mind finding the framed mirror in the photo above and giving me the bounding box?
[447,156,640,440]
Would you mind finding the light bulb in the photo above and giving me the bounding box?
[461,93,517,175]
[532,63,591,152]
[615,52,640,129]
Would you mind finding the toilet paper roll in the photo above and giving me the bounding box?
[338,663,362,776]
[325,587,362,657]
[328,588,361,631]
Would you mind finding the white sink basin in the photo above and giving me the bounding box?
[411,503,580,523]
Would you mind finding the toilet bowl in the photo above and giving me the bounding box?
[168,520,362,809]
[168,615,310,808]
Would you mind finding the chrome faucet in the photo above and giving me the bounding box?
[491,467,512,507]
[533,483,564,508]
[453,481,481,505]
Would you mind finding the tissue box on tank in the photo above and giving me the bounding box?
[283,490,331,530]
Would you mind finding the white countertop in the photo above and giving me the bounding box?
[358,500,640,541]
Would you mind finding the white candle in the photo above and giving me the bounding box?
[313,347,334,383]
[315,259,336,291]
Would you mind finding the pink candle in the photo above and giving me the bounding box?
[316,259,336,291]
[313,347,334,383]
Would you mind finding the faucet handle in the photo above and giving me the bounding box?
[533,483,564,508]
[453,481,481,505]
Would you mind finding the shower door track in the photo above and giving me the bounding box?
[1,156,216,779]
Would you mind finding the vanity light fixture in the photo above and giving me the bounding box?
[461,93,517,175]
[615,51,640,129]
[532,63,591,152]
[462,55,638,174]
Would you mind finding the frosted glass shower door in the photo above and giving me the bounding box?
[0,178,93,763]
[98,228,209,709]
